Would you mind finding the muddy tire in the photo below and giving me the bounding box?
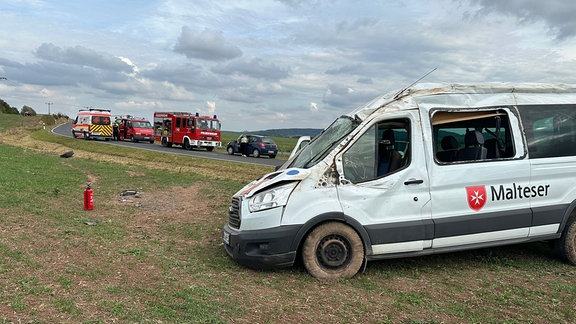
[302,222,364,279]
[556,215,576,265]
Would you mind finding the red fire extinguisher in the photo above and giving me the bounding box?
[84,183,94,210]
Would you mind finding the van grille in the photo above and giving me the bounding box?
[228,197,241,229]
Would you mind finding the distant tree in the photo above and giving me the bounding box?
[21,105,37,116]
[1,98,11,113]
[0,98,19,114]
[53,112,70,119]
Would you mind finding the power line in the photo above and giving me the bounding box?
[45,102,53,115]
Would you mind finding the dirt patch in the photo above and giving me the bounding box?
[114,184,212,223]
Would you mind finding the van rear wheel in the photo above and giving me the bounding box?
[556,215,576,265]
[302,222,364,279]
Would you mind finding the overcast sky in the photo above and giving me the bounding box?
[1,0,576,131]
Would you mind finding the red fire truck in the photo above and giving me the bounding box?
[115,115,155,143]
[153,112,221,151]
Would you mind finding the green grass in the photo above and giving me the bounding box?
[1,113,576,322]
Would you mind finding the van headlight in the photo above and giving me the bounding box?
[249,182,297,212]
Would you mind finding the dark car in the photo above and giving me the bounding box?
[227,135,278,158]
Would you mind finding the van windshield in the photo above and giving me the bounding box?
[289,116,360,169]
[133,121,152,128]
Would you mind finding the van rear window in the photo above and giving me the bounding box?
[518,104,576,158]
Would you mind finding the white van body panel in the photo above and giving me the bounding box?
[223,82,576,275]
[334,109,432,255]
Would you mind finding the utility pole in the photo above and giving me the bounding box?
[45,102,53,115]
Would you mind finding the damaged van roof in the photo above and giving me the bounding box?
[350,82,576,121]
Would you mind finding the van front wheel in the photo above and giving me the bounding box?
[556,215,576,265]
[302,222,364,279]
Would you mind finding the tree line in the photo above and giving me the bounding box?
[0,97,68,119]
[1,97,37,116]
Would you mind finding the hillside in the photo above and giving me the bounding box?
[245,128,321,138]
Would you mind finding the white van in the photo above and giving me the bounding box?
[222,83,576,279]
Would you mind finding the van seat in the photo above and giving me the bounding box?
[378,130,402,175]
[485,138,501,159]
[457,130,487,161]
[437,135,459,162]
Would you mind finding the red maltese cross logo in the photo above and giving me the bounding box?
[466,186,487,211]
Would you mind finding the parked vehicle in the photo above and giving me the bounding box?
[116,116,154,143]
[153,112,221,151]
[72,108,113,140]
[227,135,278,158]
[222,83,576,279]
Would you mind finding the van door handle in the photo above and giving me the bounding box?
[404,179,424,185]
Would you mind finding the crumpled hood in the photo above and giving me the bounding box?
[237,168,310,197]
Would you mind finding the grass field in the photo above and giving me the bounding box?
[1,114,576,323]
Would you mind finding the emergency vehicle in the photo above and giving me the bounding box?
[222,83,576,279]
[72,108,113,140]
[153,112,221,151]
[115,115,155,143]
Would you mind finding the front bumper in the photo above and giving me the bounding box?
[195,140,221,147]
[133,135,153,141]
[222,223,301,269]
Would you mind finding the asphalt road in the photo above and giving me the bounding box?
[51,122,285,168]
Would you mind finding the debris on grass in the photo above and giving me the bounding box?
[120,189,139,196]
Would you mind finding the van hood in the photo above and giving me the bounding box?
[238,168,310,197]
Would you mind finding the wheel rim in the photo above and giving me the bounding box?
[316,234,351,268]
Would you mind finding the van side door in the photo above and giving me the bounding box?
[335,110,432,256]
[428,108,531,249]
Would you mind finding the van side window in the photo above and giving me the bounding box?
[433,109,515,163]
[519,104,576,158]
[342,119,410,183]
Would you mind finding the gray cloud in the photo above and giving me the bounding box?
[173,26,243,61]
[325,64,366,76]
[211,57,290,80]
[322,83,379,109]
[0,58,104,87]
[35,43,134,72]
[469,0,576,40]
